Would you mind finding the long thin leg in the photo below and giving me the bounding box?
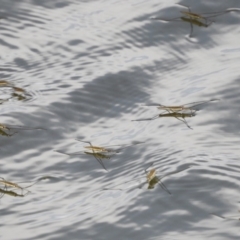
[3,124,45,130]
[175,116,193,129]
[0,191,4,199]
[159,180,171,195]
[132,114,159,121]
[72,140,107,170]
[164,109,193,129]
[165,99,218,112]
[211,212,240,220]
[55,150,84,156]
[189,22,194,38]
[94,155,107,171]
[151,17,182,22]
[144,162,154,173]
[161,167,191,179]
[86,141,108,171]
[76,140,92,145]
[158,167,190,194]
[75,140,143,151]
[138,181,147,189]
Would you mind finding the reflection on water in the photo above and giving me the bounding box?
[1,0,240,239]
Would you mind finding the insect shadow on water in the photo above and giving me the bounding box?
[55,140,144,171]
[0,176,54,199]
[103,163,190,195]
[132,99,218,129]
[211,210,240,221]
[151,4,240,37]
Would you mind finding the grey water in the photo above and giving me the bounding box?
[0,0,240,239]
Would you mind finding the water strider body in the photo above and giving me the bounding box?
[147,99,218,113]
[56,140,143,171]
[133,99,217,129]
[0,188,28,198]
[132,112,194,129]
[180,17,210,28]
[145,168,163,190]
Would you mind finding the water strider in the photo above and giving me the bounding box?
[144,99,218,113]
[133,99,218,129]
[104,163,190,194]
[56,140,144,171]
[151,4,240,37]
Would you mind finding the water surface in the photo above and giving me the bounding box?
[1,0,240,239]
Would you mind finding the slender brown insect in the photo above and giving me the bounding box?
[56,140,143,171]
[0,177,24,190]
[0,80,12,87]
[132,99,218,129]
[0,188,28,198]
[104,163,190,194]
[145,168,167,191]
[146,99,218,113]
[151,4,239,37]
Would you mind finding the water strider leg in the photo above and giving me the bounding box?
[158,180,171,195]
[80,140,108,171]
